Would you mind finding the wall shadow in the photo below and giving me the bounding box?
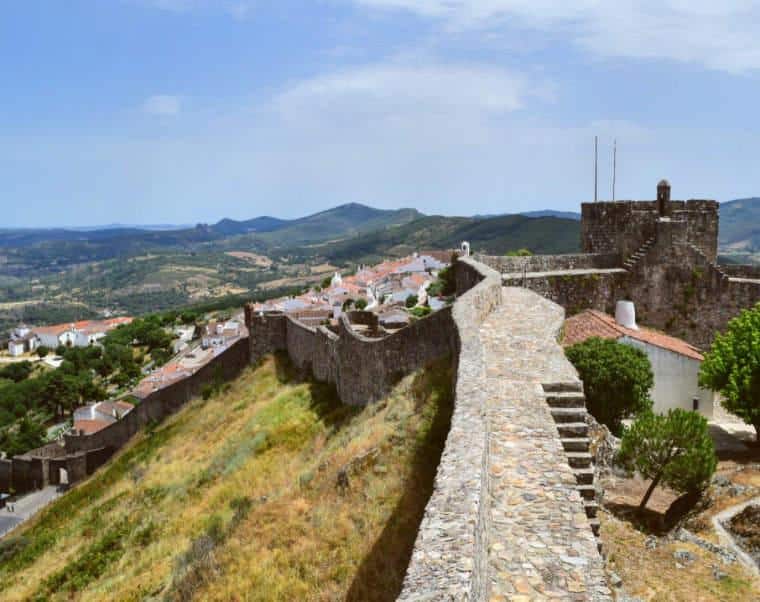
[344,362,455,602]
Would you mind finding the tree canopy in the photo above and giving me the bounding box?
[565,337,653,434]
[699,304,760,441]
[617,409,717,510]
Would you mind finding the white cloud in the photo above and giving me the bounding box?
[143,95,181,116]
[350,0,760,73]
[276,63,550,120]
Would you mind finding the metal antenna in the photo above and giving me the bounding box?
[594,136,598,202]
[612,139,617,201]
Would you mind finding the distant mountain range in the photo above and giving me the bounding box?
[718,198,760,252]
[4,196,759,263]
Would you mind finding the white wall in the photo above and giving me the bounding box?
[621,336,713,418]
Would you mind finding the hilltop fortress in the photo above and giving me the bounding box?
[3,183,759,599]
[492,180,760,347]
[244,181,760,599]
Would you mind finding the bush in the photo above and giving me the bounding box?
[427,265,456,298]
[36,346,50,359]
[617,409,716,511]
[405,295,418,308]
[565,337,653,434]
[409,306,432,318]
[354,298,368,311]
[700,304,760,441]
[505,248,533,256]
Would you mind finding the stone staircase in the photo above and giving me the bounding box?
[622,236,655,271]
[542,381,600,539]
[687,243,730,284]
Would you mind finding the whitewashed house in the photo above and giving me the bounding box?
[8,340,26,357]
[563,302,714,418]
[7,325,39,356]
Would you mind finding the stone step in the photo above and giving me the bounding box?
[584,500,599,519]
[589,518,601,537]
[557,422,589,438]
[577,484,596,500]
[545,391,586,408]
[566,452,593,469]
[561,437,590,452]
[542,381,583,393]
[573,468,594,485]
[550,407,588,423]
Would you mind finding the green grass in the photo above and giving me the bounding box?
[0,353,454,601]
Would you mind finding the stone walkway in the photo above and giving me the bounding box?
[502,268,627,281]
[480,287,611,601]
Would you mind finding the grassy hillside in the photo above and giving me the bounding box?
[0,354,453,601]
[319,214,581,264]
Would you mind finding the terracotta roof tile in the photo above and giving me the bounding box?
[563,310,703,361]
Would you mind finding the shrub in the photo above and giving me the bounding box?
[505,248,533,256]
[427,265,456,298]
[700,304,760,441]
[354,298,368,311]
[565,337,653,434]
[409,306,432,318]
[405,295,418,308]
[617,409,717,511]
[36,346,50,359]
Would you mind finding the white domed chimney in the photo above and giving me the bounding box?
[615,300,638,330]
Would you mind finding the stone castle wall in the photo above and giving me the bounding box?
[400,256,502,600]
[581,200,718,262]
[476,192,760,348]
[246,304,457,406]
[1,337,249,495]
[65,337,249,454]
[475,252,620,274]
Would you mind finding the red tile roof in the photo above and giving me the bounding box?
[563,310,703,361]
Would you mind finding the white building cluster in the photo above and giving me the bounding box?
[6,317,133,356]
[251,253,451,327]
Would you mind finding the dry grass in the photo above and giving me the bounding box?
[600,464,760,601]
[601,511,759,601]
[0,354,453,601]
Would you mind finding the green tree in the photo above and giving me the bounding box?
[405,294,419,308]
[427,265,456,298]
[565,337,653,434]
[341,298,354,311]
[0,361,33,383]
[699,304,760,441]
[617,409,717,511]
[0,415,47,456]
[321,276,333,289]
[36,346,50,359]
[354,298,368,311]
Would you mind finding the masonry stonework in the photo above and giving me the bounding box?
[479,182,760,348]
[1,336,250,496]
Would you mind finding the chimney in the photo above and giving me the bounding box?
[615,300,638,330]
[657,179,671,217]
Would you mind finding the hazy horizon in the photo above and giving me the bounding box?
[4,2,760,227]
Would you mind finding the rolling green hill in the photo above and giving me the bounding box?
[719,198,760,251]
[315,213,580,264]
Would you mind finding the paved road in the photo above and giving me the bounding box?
[0,486,61,539]
[0,514,22,538]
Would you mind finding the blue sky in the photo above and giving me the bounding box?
[3,1,760,227]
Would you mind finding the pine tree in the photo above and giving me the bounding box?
[617,409,717,511]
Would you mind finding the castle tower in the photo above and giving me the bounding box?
[657,179,671,217]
